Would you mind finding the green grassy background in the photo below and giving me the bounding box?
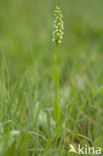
[0,0,103,155]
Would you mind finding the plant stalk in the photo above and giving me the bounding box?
[54,42,60,126]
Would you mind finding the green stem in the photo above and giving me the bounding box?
[54,42,60,125]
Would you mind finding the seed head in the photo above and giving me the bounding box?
[53,5,64,44]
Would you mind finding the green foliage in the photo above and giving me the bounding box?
[0,0,103,155]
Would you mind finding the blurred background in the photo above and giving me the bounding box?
[0,0,103,155]
[0,0,103,119]
[0,0,103,79]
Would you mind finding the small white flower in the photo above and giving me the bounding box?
[53,5,64,44]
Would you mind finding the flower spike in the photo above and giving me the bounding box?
[53,5,64,44]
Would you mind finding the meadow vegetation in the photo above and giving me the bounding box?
[0,0,103,155]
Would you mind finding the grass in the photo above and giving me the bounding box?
[0,0,103,155]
